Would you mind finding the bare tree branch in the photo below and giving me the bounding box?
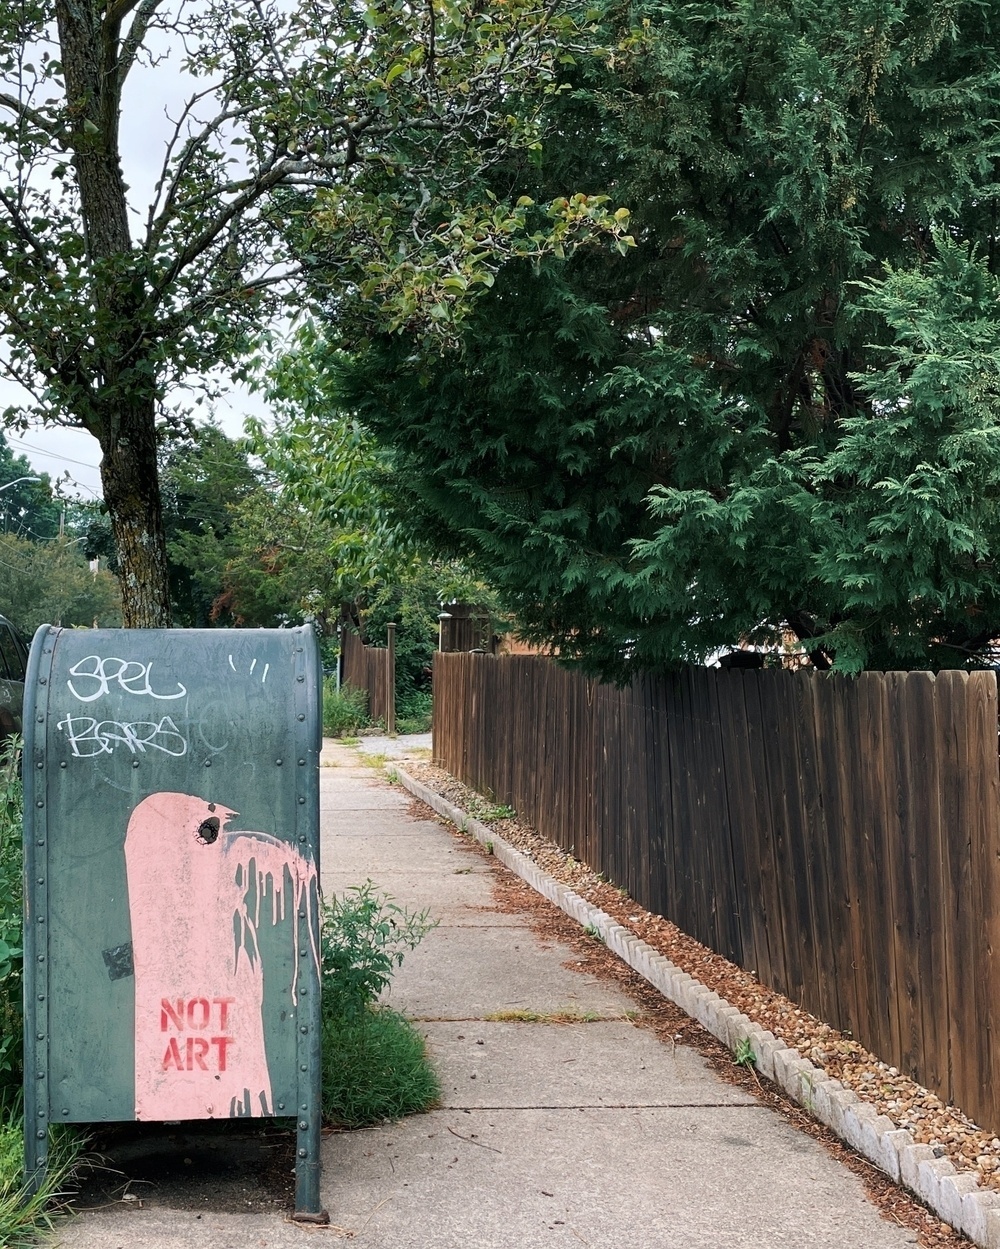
[117,0,168,81]
[0,92,60,137]
[145,88,258,248]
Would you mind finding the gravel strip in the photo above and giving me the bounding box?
[400,761,1000,1210]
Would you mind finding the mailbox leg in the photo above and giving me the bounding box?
[292,903,328,1224]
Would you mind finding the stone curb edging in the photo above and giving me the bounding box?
[393,764,1000,1248]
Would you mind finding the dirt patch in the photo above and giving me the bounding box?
[402,781,972,1249]
[69,1120,296,1217]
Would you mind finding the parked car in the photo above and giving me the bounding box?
[0,615,28,742]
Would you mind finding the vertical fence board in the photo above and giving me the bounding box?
[715,674,757,974]
[857,672,902,1071]
[810,674,856,1036]
[741,671,791,998]
[967,671,1000,1129]
[935,670,967,1107]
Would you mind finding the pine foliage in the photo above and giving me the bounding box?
[331,0,1000,675]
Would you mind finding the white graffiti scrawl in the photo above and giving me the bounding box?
[56,715,188,758]
[67,655,187,703]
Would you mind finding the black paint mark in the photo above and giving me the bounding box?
[197,816,221,845]
[102,942,134,981]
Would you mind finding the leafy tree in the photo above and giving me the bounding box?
[159,424,262,627]
[0,0,629,625]
[214,486,348,631]
[0,532,121,635]
[0,435,60,541]
[326,0,1000,676]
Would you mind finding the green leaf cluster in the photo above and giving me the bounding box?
[320,881,436,1024]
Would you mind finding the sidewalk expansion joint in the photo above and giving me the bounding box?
[395,765,1000,1249]
[439,1103,768,1112]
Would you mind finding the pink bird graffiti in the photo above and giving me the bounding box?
[123,791,319,1121]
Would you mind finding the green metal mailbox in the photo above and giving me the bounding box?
[22,624,327,1221]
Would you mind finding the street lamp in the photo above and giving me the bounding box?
[0,476,40,535]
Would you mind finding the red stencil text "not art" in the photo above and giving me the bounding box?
[160,996,235,1072]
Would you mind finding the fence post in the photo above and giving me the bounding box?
[386,622,396,734]
[335,620,342,692]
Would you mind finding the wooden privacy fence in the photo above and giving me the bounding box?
[433,653,1000,1133]
[439,603,495,654]
[341,625,395,730]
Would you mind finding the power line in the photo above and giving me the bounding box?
[7,437,101,472]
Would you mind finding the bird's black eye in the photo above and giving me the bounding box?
[197,817,220,845]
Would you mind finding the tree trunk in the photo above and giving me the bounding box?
[99,396,172,628]
[58,3,174,627]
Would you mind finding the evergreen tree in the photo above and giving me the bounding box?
[328,0,1000,675]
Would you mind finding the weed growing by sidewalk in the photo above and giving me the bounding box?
[0,1113,80,1249]
[320,883,440,1127]
[322,681,371,737]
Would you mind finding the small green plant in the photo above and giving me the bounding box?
[320,882,436,1022]
[322,680,371,737]
[464,795,516,822]
[320,883,440,1127]
[321,1008,440,1129]
[0,1120,79,1249]
[485,840,494,855]
[483,1009,608,1023]
[734,1037,757,1068]
[583,924,604,943]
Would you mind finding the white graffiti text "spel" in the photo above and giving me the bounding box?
[67,656,187,704]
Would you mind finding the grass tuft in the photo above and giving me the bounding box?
[0,1113,81,1247]
[323,681,371,737]
[322,1007,440,1128]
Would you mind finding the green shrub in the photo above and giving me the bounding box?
[396,689,432,735]
[322,680,371,737]
[320,883,439,1126]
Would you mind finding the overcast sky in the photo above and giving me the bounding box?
[0,13,275,499]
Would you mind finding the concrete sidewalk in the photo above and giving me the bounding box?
[58,742,919,1248]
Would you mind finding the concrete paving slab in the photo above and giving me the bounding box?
[54,1209,309,1249]
[321,1106,918,1249]
[318,779,412,810]
[386,925,637,1019]
[322,833,485,876]
[323,871,522,925]
[421,1020,759,1108]
[321,809,443,836]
